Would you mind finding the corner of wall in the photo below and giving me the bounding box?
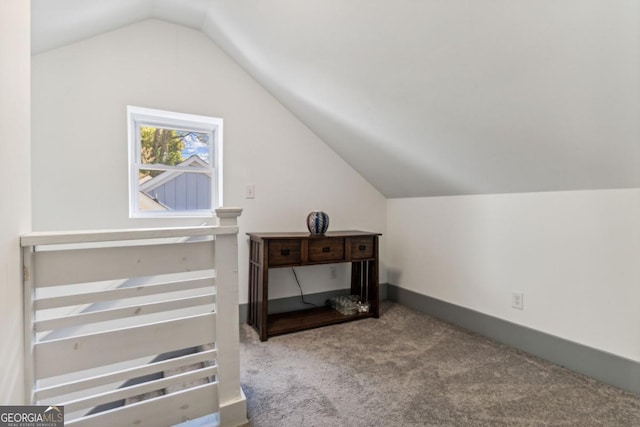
[0,0,31,405]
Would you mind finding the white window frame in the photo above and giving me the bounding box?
[127,106,223,218]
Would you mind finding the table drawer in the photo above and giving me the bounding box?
[309,238,345,262]
[268,240,302,266]
[351,236,375,260]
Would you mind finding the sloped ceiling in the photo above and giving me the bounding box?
[32,0,640,197]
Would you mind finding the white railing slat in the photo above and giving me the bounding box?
[34,240,215,287]
[65,382,219,427]
[61,366,217,414]
[35,294,216,332]
[35,349,217,401]
[35,313,216,379]
[35,275,214,310]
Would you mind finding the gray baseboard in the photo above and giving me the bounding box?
[386,284,640,396]
[239,302,248,325]
[239,284,388,324]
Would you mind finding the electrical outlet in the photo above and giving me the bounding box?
[512,292,524,310]
[329,266,337,280]
[245,184,255,199]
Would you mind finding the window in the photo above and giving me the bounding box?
[128,106,222,218]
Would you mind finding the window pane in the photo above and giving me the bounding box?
[140,126,210,166]
[179,130,210,165]
[138,169,212,212]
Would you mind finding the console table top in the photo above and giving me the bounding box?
[247,230,381,240]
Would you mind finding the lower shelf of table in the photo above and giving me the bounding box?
[267,306,374,338]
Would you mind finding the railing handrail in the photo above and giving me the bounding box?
[21,225,237,247]
[21,207,243,247]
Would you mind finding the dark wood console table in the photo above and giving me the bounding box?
[247,231,381,341]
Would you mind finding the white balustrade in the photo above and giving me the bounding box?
[21,208,246,427]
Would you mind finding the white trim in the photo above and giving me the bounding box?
[219,389,248,427]
[127,106,223,218]
[139,163,211,174]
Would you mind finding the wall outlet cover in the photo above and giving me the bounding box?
[512,292,524,310]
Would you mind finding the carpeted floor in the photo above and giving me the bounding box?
[239,302,640,426]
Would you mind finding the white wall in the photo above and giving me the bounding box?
[0,0,31,404]
[31,19,387,303]
[387,189,640,361]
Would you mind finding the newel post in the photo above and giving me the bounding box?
[213,207,247,426]
[216,207,243,227]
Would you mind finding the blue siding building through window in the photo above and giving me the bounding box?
[145,173,211,211]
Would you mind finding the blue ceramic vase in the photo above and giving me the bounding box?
[307,211,329,235]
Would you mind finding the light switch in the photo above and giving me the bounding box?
[245,184,255,199]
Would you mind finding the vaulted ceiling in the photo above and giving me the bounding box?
[32,0,639,197]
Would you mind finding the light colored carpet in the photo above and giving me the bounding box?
[240,301,640,426]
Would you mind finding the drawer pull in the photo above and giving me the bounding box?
[280,249,290,256]
[322,247,331,253]
[358,245,366,251]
